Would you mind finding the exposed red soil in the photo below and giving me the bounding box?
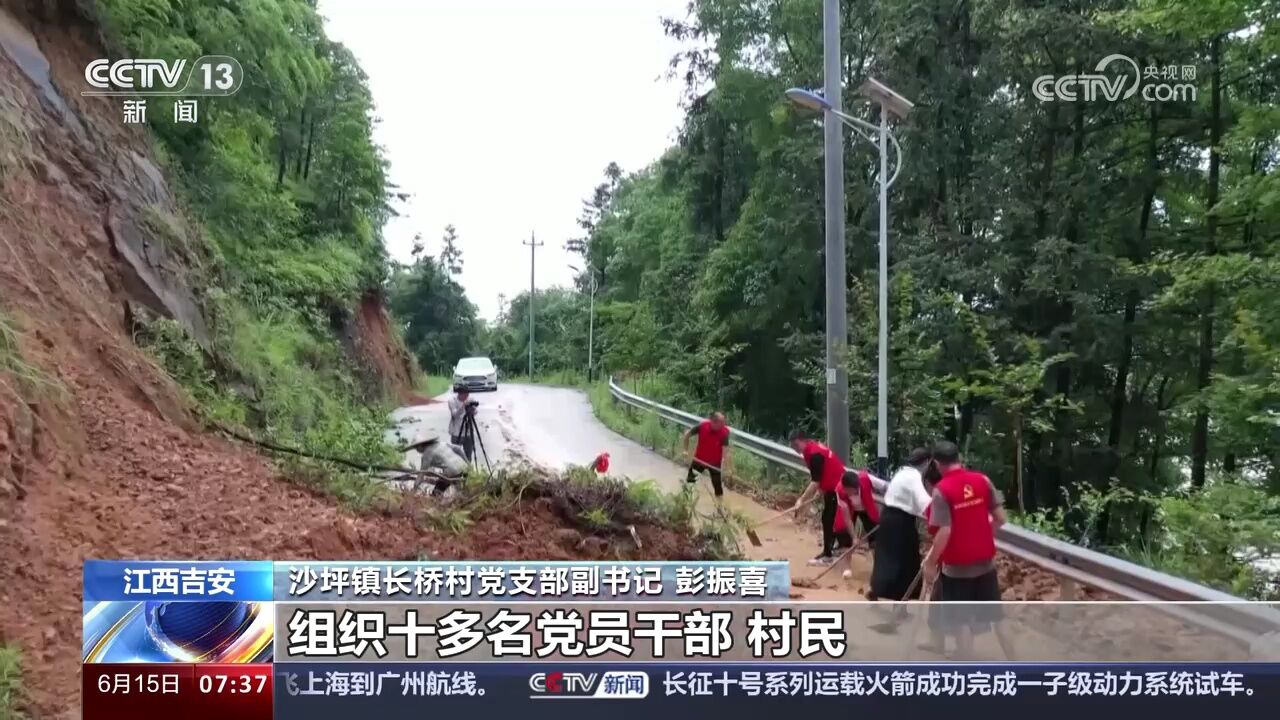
[0,5,701,718]
[339,291,418,403]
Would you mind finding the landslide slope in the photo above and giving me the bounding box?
[0,1,413,715]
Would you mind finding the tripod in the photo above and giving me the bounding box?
[458,408,493,476]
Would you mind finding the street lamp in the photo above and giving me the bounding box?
[786,77,911,478]
[568,263,597,382]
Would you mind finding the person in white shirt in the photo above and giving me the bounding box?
[870,447,934,600]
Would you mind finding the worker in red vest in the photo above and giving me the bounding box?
[838,467,886,592]
[788,432,847,566]
[843,468,886,545]
[921,440,1016,659]
[682,412,732,500]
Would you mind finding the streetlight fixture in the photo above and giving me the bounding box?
[785,76,911,479]
[568,263,597,382]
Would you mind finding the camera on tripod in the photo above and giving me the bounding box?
[466,400,480,408]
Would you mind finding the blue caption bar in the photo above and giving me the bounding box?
[275,561,790,602]
[83,560,274,602]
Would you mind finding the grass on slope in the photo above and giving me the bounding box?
[586,381,806,506]
[0,645,25,719]
[418,375,452,398]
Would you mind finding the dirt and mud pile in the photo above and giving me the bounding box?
[0,3,673,717]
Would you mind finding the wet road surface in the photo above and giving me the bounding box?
[389,383,686,492]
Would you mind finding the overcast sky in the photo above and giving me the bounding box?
[320,0,690,320]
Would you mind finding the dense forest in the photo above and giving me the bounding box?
[398,0,1279,595]
[98,0,404,466]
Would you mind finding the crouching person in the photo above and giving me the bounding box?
[405,437,468,496]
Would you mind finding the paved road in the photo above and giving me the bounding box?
[383,384,1259,662]
[388,384,685,492]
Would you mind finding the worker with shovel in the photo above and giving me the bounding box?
[921,440,1016,660]
[838,467,886,592]
[788,431,847,566]
[682,412,732,501]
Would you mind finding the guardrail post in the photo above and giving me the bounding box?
[1058,577,1079,600]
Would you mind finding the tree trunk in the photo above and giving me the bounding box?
[1051,72,1086,499]
[1149,375,1171,484]
[276,122,288,188]
[1013,412,1026,514]
[295,106,307,177]
[1191,36,1223,490]
[303,115,317,179]
[1106,105,1159,470]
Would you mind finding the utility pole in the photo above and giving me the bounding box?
[876,103,890,479]
[523,232,543,378]
[586,270,596,382]
[822,0,850,462]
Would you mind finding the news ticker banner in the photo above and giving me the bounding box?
[82,663,1280,718]
[81,560,1280,718]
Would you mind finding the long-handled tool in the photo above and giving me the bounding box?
[809,525,879,582]
[736,494,823,547]
[683,458,770,546]
[868,568,928,635]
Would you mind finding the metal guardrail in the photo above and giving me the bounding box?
[608,377,1280,647]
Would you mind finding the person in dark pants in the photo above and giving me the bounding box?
[788,432,847,566]
[871,447,934,601]
[840,467,886,594]
[922,440,1016,659]
[682,412,731,500]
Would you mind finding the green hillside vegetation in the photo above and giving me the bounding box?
[477,0,1280,598]
[98,0,402,468]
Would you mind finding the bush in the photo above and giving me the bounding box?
[0,645,24,719]
[1013,480,1280,599]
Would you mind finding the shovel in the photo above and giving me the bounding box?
[809,525,879,583]
[868,569,927,635]
[685,458,768,547]
[737,495,821,547]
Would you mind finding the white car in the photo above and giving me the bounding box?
[452,356,498,392]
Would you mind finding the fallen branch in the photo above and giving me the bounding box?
[212,422,456,485]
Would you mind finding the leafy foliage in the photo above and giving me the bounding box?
[387,239,480,374]
[0,644,24,719]
[487,0,1280,594]
[100,0,402,465]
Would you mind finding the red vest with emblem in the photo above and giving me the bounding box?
[802,441,845,493]
[934,467,996,565]
[694,420,729,466]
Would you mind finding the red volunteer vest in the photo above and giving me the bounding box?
[934,467,996,565]
[694,421,729,466]
[854,469,881,524]
[833,484,851,532]
[802,441,845,493]
[924,503,939,537]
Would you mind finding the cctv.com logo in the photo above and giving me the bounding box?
[1033,54,1197,103]
[528,671,649,699]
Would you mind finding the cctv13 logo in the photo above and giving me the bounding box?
[528,671,649,699]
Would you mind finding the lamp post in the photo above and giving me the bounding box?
[785,78,912,478]
[569,264,597,382]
